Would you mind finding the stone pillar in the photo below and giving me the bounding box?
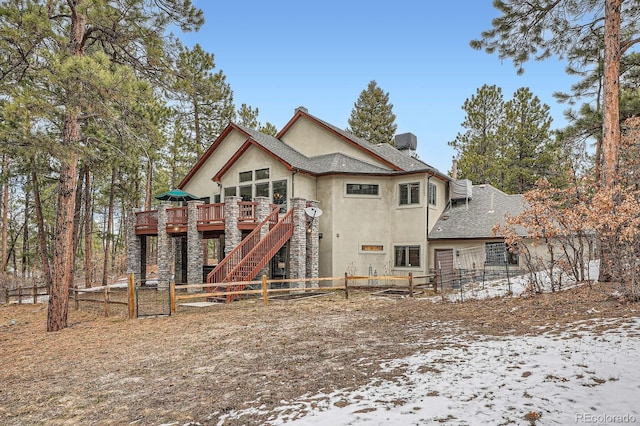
[187,200,204,286]
[289,198,307,289]
[306,200,320,288]
[224,196,242,256]
[126,209,142,280]
[255,197,271,278]
[157,204,171,285]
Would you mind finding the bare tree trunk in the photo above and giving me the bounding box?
[47,1,86,331]
[145,158,152,211]
[84,165,93,288]
[102,168,116,287]
[32,165,52,292]
[22,184,30,277]
[598,0,622,283]
[1,155,9,291]
[48,116,80,331]
[602,0,621,188]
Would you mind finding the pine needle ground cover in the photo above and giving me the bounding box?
[0,283,638,425]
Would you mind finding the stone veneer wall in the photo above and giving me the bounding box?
[157,204,171,284]
[126,209,142,279]
[305,200,320,287]
[255,197,271,279]
[224,196,241,256]
[289,198,307,289]
[187,200,204,285]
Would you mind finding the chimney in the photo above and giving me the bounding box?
[451,158,458,179]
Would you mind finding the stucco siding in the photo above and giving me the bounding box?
[181,130,248,199]
[281,118,392,170]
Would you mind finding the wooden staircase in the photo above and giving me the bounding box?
[206,207,294,302]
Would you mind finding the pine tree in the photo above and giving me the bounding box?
[501,87,555,194]
[172,43,235,156]
[448,84,504,186]
[0,0,203,331]
[347,80,397,145]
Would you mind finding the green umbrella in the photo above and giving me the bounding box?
[154,189,200,202]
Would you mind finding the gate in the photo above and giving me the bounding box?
[435,249,455,291]
[136,280,171,317]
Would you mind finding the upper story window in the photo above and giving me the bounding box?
[399,182,420,205]
[272,180,287,212]
[255,168,270,180]
[428,182,437,206]
[239,171,253,183]
[346,183,379,196]
[224,187,236,197]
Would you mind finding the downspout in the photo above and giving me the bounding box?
[426,172,436,273]
[291,168,299,199]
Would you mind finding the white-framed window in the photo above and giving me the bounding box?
[255,182,269,197]
[399,182,420,205]
[346,183,379,196]
[255,168,270,180]
[239,171,253,182]
[272,180,287,212]
[224,187,236,197]
[239,185,252,201]
[394,245,420,267]
[428,182,437,206]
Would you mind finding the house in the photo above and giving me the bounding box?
[127,107,525,291]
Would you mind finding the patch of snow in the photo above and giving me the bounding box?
[218,317,640,425]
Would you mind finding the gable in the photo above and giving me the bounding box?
[279,114,399,171]
[179,127,249,198]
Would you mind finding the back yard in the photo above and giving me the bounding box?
[1,283,638,425]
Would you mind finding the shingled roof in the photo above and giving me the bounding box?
[428,184,525,240]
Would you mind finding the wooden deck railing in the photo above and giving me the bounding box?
[197,203,224,225]
[166,206,188,230]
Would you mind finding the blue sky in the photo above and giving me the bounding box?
[177,1,577,174]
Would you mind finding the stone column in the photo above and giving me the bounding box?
[289,198,307,289]
[224,196,242,256]
[306,200,320,288]
[126,209,142,280]
[255,197,271,278]
[187,200,204,286]
[157,204,171,285]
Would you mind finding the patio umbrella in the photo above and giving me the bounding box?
[154,189,200,202]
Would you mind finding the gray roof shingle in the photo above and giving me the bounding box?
[429,184,525,240]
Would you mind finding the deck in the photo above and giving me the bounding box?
[135,202,261,236]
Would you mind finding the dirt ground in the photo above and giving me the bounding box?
[0,283,638,426]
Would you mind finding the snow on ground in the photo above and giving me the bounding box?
[218,317,640,426]
[440,260,601,303]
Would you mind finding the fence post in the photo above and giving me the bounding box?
[408,272,414,297]
[128,273,135,319]
[74,284,79,310]
[344,273,349,299]
[33,282,38,304]
[170,281,176,314]
[104,285,110,317]
[18,286,22,304]
[262,275,268,306]
[4,287,8,303]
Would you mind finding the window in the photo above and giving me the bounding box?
[224,187,236,197]
[485,242,518,265]
[239,171,253,182]
[361,244,384,252]
[394,245,420,267]
[214,194,221,203]
[272,180,287,212]
[428,182,437,206]
[255,182,269,197]
[239,185,252,201]
[346,183,379,196]
[399,183,420,205]
[255,168,270,180]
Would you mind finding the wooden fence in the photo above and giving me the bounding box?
[3,284,49,304]
[170,272,435,313]
[69,274,135,318]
